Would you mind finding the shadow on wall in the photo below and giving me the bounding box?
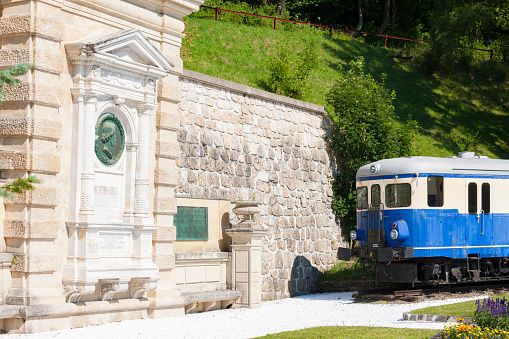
[289,256,322,297]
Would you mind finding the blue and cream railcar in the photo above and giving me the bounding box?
[351,152,509,284]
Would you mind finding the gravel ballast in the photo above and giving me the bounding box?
[7,292,486,339]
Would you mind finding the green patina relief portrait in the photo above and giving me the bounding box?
[95,113,125,165]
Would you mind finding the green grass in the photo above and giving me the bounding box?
[410,295,509,318]
[319,260,375,281]
[254,326,437,338]
[182,17,509,159]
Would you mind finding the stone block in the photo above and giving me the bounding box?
[153,197,177,215]
[0,15,64,41]
[0,151,60,173]
[5,187,58,207]
[158,81,182,103]
[153,253,175,270]
[154,168,179,186]
[3,83,62,107]
[156,141,180,159]
[156,111,180,131]
[11,254,60,273]
[4,220,58,239]
[0,49,63,74]
[152,226,176,242]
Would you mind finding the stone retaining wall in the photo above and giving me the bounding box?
[176,70,342,299]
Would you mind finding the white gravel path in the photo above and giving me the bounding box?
[6,292,485,339]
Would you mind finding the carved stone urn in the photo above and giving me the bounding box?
[231,201,262,229]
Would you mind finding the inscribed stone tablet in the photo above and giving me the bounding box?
[174,206,208,240]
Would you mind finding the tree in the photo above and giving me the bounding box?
[423,0,492,74]
[326,57,417,233]
[0,63,39,198]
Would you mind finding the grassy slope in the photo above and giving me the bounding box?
[183,17,509,159]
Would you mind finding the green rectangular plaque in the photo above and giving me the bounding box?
[174,206,208,240]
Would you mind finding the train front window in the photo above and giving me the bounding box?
[427,176,444,207]
[385,183,411,208]
[371,184,381,206]
[468,183,477,214]
[482,183,490,214]
[357,186,368,210]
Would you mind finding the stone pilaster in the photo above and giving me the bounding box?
[0,7,66,306]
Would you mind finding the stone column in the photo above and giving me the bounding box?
[134,104,155,218]
[79,96,97,217]
[226,201,267,308]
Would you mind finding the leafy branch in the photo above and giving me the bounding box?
[0,176,41,198]
[0,63,32,102]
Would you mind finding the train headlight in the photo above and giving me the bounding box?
[350,230,357,241]
[370,164,380,174]
[390,229,399,240]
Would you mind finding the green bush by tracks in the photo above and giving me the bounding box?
[326,57,417,233]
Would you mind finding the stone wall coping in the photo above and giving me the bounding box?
[181,290,241,303]
[181,69,328,116]
[0,253,14,264]
[175,252,229,260]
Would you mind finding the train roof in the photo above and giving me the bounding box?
[357,152,509,179]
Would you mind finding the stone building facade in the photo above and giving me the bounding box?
[176,70,341,299]
[0,0,342,333]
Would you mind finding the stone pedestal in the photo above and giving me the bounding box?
[226,201,266,308]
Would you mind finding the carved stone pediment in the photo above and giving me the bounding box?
[66,29,172,103]
[66,29,173,71]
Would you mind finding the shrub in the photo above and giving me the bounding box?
[326,57,417,233]
[266,39,318,99]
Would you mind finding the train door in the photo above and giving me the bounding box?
[465,180,493,255]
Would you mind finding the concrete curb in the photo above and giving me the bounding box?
[402,312,473,323]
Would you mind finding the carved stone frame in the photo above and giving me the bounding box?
[63,29,173,302]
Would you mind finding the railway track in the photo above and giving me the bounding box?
[356,280,509,302]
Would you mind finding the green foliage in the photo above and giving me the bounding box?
[183,17,509,159]
[192,0,288,28]
[423,1,493,75]
[266,39,317,99]
[320,259,375,281]
[0,63,32,102]
[326,57,417,232]
[0,176,41,198]
[433,323,509,339]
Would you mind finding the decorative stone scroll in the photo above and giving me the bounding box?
[63,282,96,303]
[100,279,129,301]
[130,278,157,299]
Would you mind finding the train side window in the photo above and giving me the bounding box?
[371,184,381,206]
[357,186,368,210]
[482,183,490,214]
[468,183,477,214]
[427,176,444,207]
[385,183,411,208]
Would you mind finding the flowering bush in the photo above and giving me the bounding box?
[475,297,509,331]
[432,323,509,339]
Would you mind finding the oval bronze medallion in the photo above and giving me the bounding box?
[95,113,125,165]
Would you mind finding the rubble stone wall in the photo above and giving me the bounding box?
[176,70,342,299]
